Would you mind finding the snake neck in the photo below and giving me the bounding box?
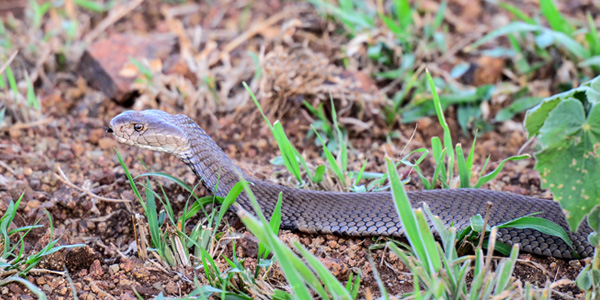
[174,115,246,197]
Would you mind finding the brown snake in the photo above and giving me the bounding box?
[108,110,594,259]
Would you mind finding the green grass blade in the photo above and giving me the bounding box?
[312,165,326,183]
[498,216,575,253]
[6,64,17,98]
[215,181,245,227]
[259,192,283,259]
[0,107,5,125]
[115,149,145,210]
[273,121,303,182]
[427,70,454,181]
[469,22,588,58]
[494,244,519,292]
[466,136,476,172]
[313,127,344,182]
[431,148,447,189]
[422,203,451,254]
[497,3,535,24]
[431,1,446,32]
[0,276,47,299]
[473,154,529,188]
[468,249,485,298]
[393,0,412,29]
[367,254,389,300]
[24,73,39,110]
[385,156,441,274]
[379,13,403,37]
[1,195,22,258]
[586,12,600,56]
[240,211,322,299]
[400,148,431,189]
[456,144,471,188]
[347,273,360,299]
[296,242,352,299]
[353,158,368,186]
[144,178,161,250]
[539,0,573,35]
[415,209,443,272]
[238,180,330,299]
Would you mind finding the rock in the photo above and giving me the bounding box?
[89,260,104,278]
[458,56,505,86]
[0,0,26,18]
[108,264,120,275]
[98,137,117,150]
[78,33,176,103]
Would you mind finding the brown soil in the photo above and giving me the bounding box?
[0,0,596,299]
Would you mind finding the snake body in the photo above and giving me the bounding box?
[108,110,594,259]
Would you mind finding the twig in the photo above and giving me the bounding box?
[208,7,305,67]
[478,201,493,249]
[90,281,118,300]
[0,160,16,175]
[27,268,66,276]
[55,166,131,203]
[0,50,18,74]
[83,0,145,46]
[1,118,52,132]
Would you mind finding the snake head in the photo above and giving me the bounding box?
[109,110,189,155]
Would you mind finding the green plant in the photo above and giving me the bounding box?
[247,83,387,192]
[523,75,600,297]
[307,0,375,36]
[116,149,234,266]
[309,97,379,191]
[116,150,292,298]
[74,0,116,13]
[524,75,600,231]
[0,107,5,125]
[470,0,600,76]
[0,194,84,297]
[382,155,526,298]
[244,82,326,186]
[401,71,529,190]
[236,177,362,300]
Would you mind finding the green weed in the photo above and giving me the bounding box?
[401,71,529,190]
[0,194,84,297]
[470,0,600,75]
[523,76,600,297]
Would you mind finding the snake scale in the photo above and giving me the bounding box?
[108,110,594,259]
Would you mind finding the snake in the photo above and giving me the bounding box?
[107,109,594,259]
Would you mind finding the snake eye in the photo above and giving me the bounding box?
[133,123,144,132]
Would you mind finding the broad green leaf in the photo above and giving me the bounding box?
[576,266,593,290]
[537,98,585,147]
[534,100,600,230]
[588,206,600,232]
[470,214,485,232]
